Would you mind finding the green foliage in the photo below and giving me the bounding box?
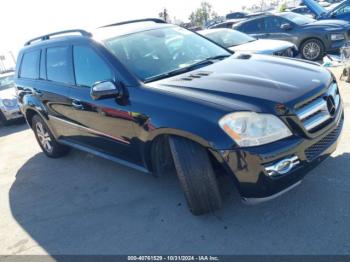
[189,1,217,27]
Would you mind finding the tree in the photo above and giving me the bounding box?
[159,8,169,22]
[188,1,218,27]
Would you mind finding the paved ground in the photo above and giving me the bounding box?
[0,68,350,255]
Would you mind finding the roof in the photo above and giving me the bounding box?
[93,22,173,41]
[22,18,170,49]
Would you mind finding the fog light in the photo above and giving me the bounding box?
[265,156,300,177]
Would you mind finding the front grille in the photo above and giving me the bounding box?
[295,83,340,133]
[274,47,294,57]
[304,118,343,161]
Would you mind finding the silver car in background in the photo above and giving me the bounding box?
[0,72,22,126]
[199,28,298,57]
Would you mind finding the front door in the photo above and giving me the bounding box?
[264,16,295,43]
[68,45,143,166]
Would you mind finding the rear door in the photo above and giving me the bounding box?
[16,46,78,139]
[39,45,79,138]
[68,44,143,165]
[236,18,267,39]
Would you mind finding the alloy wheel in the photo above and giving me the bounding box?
[303,42,321,60]
[35,122,53,153]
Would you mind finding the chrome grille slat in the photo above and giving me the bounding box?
[297,99,327,120]
[295,83,340,133]
[303,112,331,131]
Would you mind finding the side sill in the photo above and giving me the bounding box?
[58,138,151,175]
[241,180,302,205]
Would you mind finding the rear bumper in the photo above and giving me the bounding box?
[217,106,344,201]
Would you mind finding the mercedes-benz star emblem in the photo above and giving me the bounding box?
[326,96,336,116]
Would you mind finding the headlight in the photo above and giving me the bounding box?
[219,112,292,147]
[330,33,345,41]
[2,99,17,108]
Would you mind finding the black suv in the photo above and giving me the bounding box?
[16,19,344,215]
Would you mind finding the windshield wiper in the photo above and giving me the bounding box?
[144,54,231,83]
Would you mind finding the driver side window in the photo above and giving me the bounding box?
[73,46,113,88]
[265,16,287,32]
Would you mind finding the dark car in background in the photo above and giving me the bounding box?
[233,12,350,60]
[304,0,350,21]
[226,12,248,19]
[208,19,243,29]
[199,28,298,57]
[16,19,343,215]
[208,12,269,29]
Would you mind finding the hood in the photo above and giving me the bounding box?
[229,39,294,54]
[148,54,331,112]
[303,0,327,17]
[0,87,17,100]
[305,19,350,28]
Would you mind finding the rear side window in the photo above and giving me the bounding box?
[46,46,74,84]
[73,46,113,87]
[239,19,265,33]
[20,50,40,79]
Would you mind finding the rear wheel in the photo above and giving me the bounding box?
[32,115,70,158]
[168,136,222,215]
[300,39,324,61]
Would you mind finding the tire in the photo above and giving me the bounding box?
[169,136,222,215]
[0,111,7,127]
[32,114,70,158]
[300,39,324,61]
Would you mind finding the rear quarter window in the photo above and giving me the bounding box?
[20,50,40,79]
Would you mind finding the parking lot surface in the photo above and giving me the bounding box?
[0,68,350,255]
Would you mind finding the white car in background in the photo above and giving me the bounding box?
[0,72,22,126]
[199,28,298,57]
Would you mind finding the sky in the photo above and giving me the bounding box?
[0,0,261,55]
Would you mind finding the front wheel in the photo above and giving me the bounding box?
[300,39,324,61]
[32,115,70,158]
[169,136,222,215]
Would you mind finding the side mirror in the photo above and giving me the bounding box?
[281,23,292,30]
[90,81,121,100]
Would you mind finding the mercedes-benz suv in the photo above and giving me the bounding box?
[15,19,344,215]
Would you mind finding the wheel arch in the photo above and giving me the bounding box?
[143,128,224,174]
[299,37,325,57]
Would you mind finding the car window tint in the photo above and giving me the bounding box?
[73,46,113,87]
[20,50,40,79]
[46,46,73,84]
[265,17,284,32]
[239,19,265,33]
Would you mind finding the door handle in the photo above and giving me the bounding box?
[72,100,84,110]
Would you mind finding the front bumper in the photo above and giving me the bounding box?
[1,107,23,120]
[217,106,344,202]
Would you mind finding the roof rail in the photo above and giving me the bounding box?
[99,18,166,28]
[24,29,92,46]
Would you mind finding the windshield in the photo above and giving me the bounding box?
[0,75,15,91]
[280,12,316,25]
[104,26,230,81]
[203,29,256,48]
